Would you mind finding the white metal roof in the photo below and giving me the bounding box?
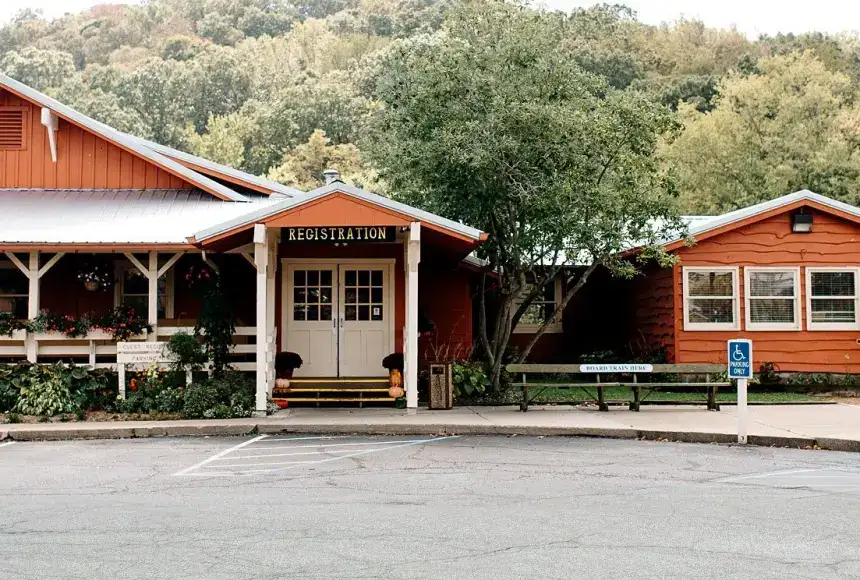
[666,189,859,245]
[192,181,486,242]
[0,190,278,245]
[0,74,251,203]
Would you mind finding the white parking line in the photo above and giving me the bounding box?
[174,435,459,477]
[233,436,460,475]
[172,434,268,476]
[0,441,14,449]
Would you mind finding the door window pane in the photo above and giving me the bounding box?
[343,269,385,323]
[293,269,333,321]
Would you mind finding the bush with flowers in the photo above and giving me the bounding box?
[27,312,93,338]
[97,305,152,341]
[121,365,185,414]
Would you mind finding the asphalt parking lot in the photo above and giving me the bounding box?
[1,435,859,580]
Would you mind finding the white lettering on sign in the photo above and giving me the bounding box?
[116,342,170,364]
[579,364,654,373]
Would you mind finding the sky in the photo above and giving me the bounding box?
[1,0,859,38]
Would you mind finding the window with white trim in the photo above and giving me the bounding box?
[744,268,800,330]
[513,277,563,333]
[807,268,858,330]
[683,267,738,330]
[114,262,174,319]
[0,262,28,319]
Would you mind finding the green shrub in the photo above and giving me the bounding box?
[15,365,76,416]
[182,372,254,419]
[167,332,208,372]
[452,361,490,397]
[122,366,184,414]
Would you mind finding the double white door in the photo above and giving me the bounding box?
[284,263,391,377]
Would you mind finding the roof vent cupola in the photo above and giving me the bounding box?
[323,168,340,185]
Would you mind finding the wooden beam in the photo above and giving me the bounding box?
[241,252,255,268]
[37,252,64,278]
[157,251,184,278]
[5,252,29,278]
[124,252,150,279]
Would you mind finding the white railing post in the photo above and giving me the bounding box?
[254,224,269,413]
[405,222,421,409]
[26,251,39,363]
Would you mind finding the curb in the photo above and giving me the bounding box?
[1,421,857,451]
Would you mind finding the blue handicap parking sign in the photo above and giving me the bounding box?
[727,339,753,379]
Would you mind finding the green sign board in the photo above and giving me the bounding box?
[283,226,396,243]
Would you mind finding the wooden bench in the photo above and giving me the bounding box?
[506,363,729,412]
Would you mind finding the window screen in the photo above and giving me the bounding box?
[686,270,736,324]
[810,270,857,324]
[748,270,797,325]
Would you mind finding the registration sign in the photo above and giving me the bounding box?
[116,341,170,364]
[579,364,654,373]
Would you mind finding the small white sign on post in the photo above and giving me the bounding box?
[116,342,170,399]
[579,364,654,373]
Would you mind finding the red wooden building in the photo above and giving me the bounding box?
[0,73,484,411]
[2,71,859,414]
[518,190,860,375]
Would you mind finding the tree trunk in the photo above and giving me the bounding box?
[516,261,600,363]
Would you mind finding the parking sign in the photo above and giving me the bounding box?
[727,339,753,379]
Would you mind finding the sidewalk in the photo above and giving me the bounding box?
[2,403,860,451]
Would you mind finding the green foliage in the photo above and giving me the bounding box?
[181,372,254,419]
[97,305,153,341]
[451,361,490,398]
[27,312,92,338]
[189,264,235,377]
[14,365,76,417]
[664,51,860,213]
[368,2,684,387]
[0,312,27,338]
[122,366,185,414]
[167,332,208,372]
[0,363,114,415]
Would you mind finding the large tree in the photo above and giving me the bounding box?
[367,2,683,388]
[664,51,860,213]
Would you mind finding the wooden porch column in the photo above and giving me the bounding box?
[254,223,269,413]
[147,251,158,342]
[405,222,421,409]
[26,252,39,362]
[265,228,280,396]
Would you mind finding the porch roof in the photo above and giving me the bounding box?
[190,181,487,244]
[0,189,278,247]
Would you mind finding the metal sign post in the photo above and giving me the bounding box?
[727,339,753,444]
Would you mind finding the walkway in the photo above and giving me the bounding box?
[3,403,860,450]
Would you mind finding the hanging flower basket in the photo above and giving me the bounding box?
[76,256,114,290]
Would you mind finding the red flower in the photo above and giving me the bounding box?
[129,379,138,392]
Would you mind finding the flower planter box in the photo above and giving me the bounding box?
[0,329,27,341]
[33,330,148,341]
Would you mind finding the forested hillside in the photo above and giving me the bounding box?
[2,0,860,213]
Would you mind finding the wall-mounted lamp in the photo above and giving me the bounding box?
[791,211,813,233]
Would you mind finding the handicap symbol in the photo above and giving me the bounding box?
[732,344,747,362]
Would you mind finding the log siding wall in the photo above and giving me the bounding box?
[673,208,860,372]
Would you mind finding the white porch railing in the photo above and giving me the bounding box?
[0,326,258,371]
